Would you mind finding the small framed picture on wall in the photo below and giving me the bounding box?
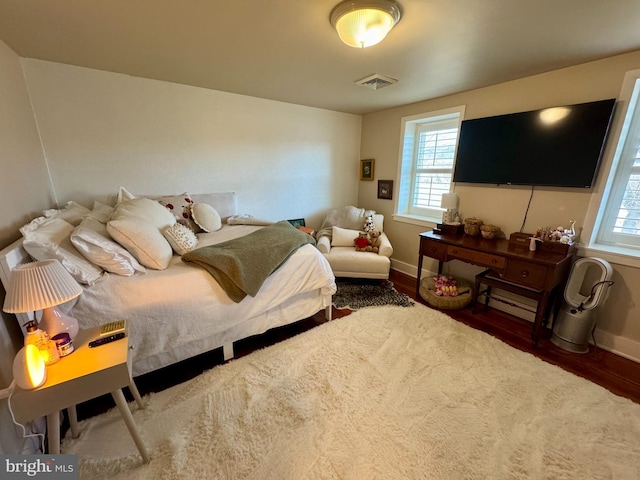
[377,180,393,200]
[360,159,375,181]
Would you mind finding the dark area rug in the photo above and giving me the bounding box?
[333,279,414,310]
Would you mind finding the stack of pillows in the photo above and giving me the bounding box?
[19,187,224,286]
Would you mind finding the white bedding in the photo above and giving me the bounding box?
[71,225,336,375]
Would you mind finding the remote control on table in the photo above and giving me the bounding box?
[89,332,126,348]
[99,320,126,337]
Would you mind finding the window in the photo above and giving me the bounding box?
[588,69,640,258]
[395,106,465,225]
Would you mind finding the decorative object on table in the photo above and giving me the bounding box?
[535,224,576,244]
[433,223,464,235]
[12,344,47,390]
[52,332,75,357]
[359,159,375,181]
[528,237,542,251]
[377,180,394,200]
[463,217,483,236]
[23,320,59,365]
[419,275,472,310]
[510,230,576,255]
[330,0,402,49]
[440,193,459,224]
[480,224,501,239]
[3,259,83,340]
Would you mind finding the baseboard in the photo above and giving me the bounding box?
[594,330,640,364]
[390,265,640,364]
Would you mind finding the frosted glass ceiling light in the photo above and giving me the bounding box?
[330,0,402,48]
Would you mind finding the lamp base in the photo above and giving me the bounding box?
[39,306,79,339]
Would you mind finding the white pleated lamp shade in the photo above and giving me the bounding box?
[3,259,83,314]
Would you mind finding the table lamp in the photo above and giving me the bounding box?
[3,259,83,339]
[440,193,459,224]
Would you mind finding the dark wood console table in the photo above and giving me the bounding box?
[417,231,574,346]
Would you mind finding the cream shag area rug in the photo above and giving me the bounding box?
[63,304,640,479]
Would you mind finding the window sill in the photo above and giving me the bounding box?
[392,213,439,229]
[578,244,640,269]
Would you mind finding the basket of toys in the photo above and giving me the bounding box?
[464,217,483,236]
[480,224,501,239]
[419,275,472,310]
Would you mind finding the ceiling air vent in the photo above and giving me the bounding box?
[355,74,398,90]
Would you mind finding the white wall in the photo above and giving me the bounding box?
[359,50,640,362]
[0,53,361,453]
[0,40,52,454]
[20,59,362,231]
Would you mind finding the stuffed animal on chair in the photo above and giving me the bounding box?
[367,230,382,254]
[363,214,375,233]
[354,232,371,252]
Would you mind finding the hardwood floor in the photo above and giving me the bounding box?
[75,268,639,426]
[389,269,640,405]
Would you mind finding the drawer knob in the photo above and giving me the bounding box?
[431,247,437,253]
[452,249,458,254]
[491,259,497,264]
[520,270,530,277]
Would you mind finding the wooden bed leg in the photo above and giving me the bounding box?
[222,343,234,361]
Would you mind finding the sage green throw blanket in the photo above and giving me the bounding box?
[182,221,316,303]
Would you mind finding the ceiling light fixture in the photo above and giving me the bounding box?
[330,0,403,49]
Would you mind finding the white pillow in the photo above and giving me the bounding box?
[163,223,199,255]
[71,218,145,276]
[154,193,200,232]
[20,217,104,285]
[87,201,114,224]
[42,201,91,226]
[191,203,222,232]
[116,186,136,204]
[107,218,173,270]
[331,226,363,247]
[111,197,177,230]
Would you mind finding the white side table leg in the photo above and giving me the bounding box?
[67,405,80,438]
[46,411,60,454]
[111,388,150,463]
[128,379,145,410]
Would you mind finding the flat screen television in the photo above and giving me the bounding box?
[452,98,616,188]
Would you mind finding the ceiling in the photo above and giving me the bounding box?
[1,0,640,115]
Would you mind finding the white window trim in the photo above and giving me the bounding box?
[393,105,466,226]
[582,68,640,268]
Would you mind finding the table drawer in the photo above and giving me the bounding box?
[421,238,448,261]
[503,259,548,289]
[447,246,505,269]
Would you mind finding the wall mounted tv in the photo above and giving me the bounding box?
[452,98,616,188]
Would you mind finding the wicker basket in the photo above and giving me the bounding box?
[419,276,472,310]
[463,217,483,236]
[480,224,501,239]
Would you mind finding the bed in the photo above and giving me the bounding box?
[0,192,336,377]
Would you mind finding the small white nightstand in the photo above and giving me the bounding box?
[10,326,150,463]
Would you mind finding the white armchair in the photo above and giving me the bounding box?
[316,211,393,280]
